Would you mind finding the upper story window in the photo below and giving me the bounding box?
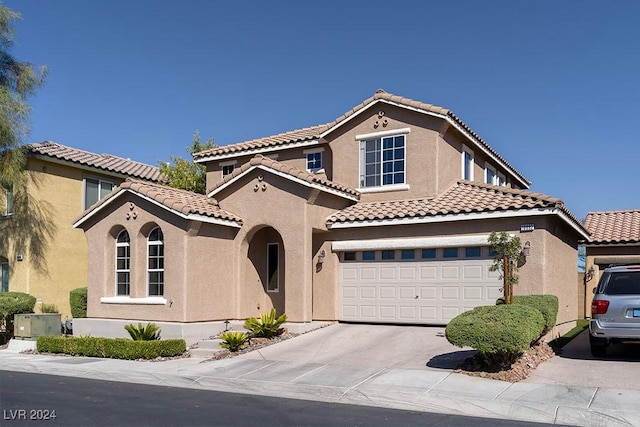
[484,163,506,186]
[220,160,237,178]
[462,145,474,181]
[84,177,114,210]
[307,152,322,173]
[2,185,13,216]
[115,230,130,296]
[360,135,405,188]
[147,227,164,296]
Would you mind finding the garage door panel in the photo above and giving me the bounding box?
[379,287,396,299]
[399,267,417,280]
[399,287,416,299]
[420,266,438,280]
[380,267,396,280]
[441,265,460,279]
[441,287,460,299]
[339,257,499,324]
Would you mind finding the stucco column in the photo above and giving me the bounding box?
[283,226,313,322]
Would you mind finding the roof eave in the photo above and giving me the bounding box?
[194,139,321,163]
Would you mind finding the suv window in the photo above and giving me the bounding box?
[600,271,640,295]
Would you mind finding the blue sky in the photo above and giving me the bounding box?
[5,0,640,221]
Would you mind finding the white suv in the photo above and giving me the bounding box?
[589,265,640,357]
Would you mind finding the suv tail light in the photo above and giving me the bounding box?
[592,300,610,315]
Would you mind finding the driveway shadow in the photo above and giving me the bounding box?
[554,330,640,362]
[426,350,476,370]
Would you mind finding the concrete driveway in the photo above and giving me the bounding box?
[239,323,474,371]
[524,329,640,390]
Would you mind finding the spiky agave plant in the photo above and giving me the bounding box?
[243,308,287,338]
[219,331,249,352]
[124,322,161,341]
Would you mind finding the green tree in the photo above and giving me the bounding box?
[0,4,54,277]
[488,231,523,304]
[0,4,47,186]
[160,131,215,194]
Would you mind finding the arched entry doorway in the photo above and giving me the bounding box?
[245,226,286,316]
[0,256,8,292]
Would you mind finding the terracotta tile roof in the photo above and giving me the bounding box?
[327,180,580,227]
[75,179,242,226]
[584,210,640,244]
[208,154,360,200]
[193,89,529,187]
[28,141,163,182]
[193,124,329,160]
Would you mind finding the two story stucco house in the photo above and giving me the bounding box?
[73,90,588,342]
[0,142,162,316]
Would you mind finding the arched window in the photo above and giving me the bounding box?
[115,230,130,296]
[147,227,164,296]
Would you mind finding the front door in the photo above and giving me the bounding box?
[1,260,9,292]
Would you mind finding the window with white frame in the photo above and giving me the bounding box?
[115,230,130,296]
[485,163,496,185]
[496,172,506,186]
[305,149,323,173]
[84,177,114,210]
[147,227,164,296]
[360,135,405,188]
[220,160,237,177]
[462,145,474,181]
[1,257,9,292]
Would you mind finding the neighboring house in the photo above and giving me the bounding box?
[583,209,640,315]
[0,142,162,317]
[73,90,588,343]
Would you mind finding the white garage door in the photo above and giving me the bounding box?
[339,249,502,324]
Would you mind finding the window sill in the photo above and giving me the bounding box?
[0,214,14,220]
[100,296,167,305]
[358,184,410,194]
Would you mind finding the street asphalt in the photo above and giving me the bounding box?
[1,323,639,426]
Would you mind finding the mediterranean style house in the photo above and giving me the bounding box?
[73,90,588,342]
[583,209,640,314]
[0,142,162,316]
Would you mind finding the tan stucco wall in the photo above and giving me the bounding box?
[1,158,127,318]
[205,104,518,201]
[80,192,240,323]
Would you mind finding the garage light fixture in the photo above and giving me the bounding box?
[317,249,326,264]
[522,241,531,257]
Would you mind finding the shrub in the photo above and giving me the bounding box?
[36,336,186,359]
[41,303,58,313]
[244,308,287,338]
[446,304,545,368]
[0,292,36,343]
[497,295,558,333]
[69,287,88,318]
[124,323,161,341]
[220,331,248,352]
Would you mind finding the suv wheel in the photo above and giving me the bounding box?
[589,335,608,357]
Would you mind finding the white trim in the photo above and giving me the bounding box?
[115,230,131,297]
[194,140,320,163]
[461,144,474,181]
[303,147,325,154]
[73,189,243,229]
[319,98,530,188]
[208,165,359,202]
[147,227,164,297]
[484,162,497,185]
[332,234,498,252]
[358,184,410,193]
[355,127,411,141]
[100,296,167,305]
[359,133,407,190]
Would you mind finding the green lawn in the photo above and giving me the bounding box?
[550,319,589,348]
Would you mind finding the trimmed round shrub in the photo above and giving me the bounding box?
[445,304,545,354]
[496,295,558,333]
[69,287,88,318]
[0,292,37,342]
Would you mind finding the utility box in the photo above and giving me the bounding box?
[13,314,61,340]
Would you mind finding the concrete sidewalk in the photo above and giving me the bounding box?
[1,327,639,426]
